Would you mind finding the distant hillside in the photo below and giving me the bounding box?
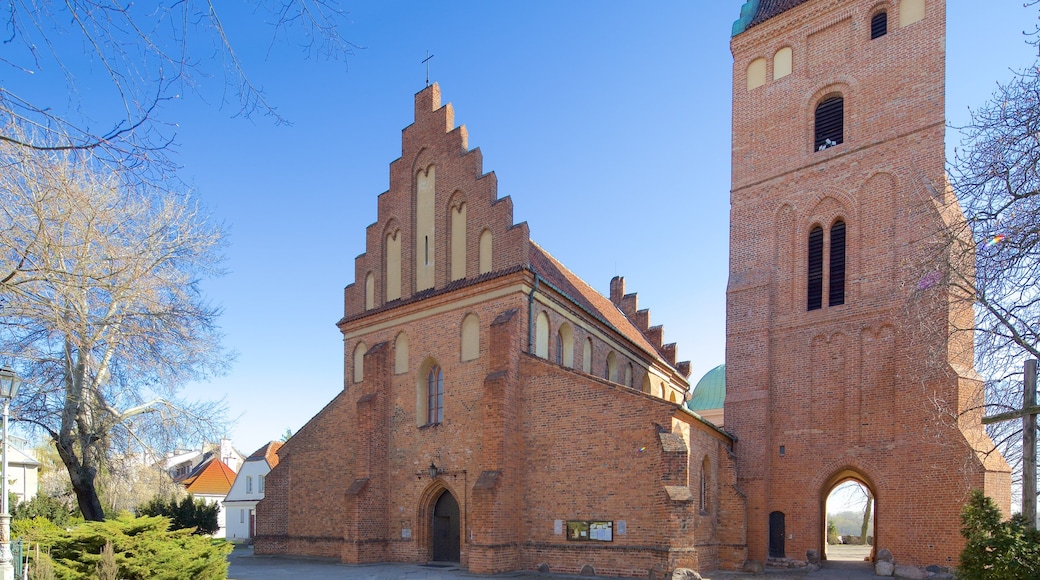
[828,510,874,537]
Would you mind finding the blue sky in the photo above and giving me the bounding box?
[12,2,1038,456]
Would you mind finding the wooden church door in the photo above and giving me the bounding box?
[431,491,460,562]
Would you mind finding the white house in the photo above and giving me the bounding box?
[4,443,40,505]
[223,441,282,542]
[165,438,245,479]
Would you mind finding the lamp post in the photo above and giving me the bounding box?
[0,369,21,580]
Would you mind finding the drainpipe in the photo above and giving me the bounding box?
[527,274,541,354]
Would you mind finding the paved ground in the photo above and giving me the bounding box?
[227,546,881,580]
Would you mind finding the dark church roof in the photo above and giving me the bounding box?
[733,0,811,36]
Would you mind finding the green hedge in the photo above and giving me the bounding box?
[13,514,232,580]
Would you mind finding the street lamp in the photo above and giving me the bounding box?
[0,369,21,580]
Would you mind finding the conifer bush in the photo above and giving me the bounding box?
[138,494,219,535]
[958,489,1040,579]
[12,514,232,580]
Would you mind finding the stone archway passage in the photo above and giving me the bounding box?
[431,490,460,562]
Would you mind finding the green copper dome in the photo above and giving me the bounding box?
[686,364,725,412]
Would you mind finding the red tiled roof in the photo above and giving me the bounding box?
[748,0,810,28]
[246,441,283,469]
[528,241,662,361]
[180,457,235,496]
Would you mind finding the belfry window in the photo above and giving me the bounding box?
[807,227,824,311]
[426,365,443,425]
[814,96,844,151]
[870,12,888,39]
[829,220,846,306]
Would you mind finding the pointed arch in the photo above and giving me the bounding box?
[478,229,493,275]
[416,356,444,426]
[416,165,436,291]
[364,272,375,310]
[642,373,651,394]
[557,322,574,367]
[582,337,593,374]
[625,362,633,388]
[535,311,550,358]
[449,196,467,282]
[394,332,409,375]
[461,313,480,361]
[385,229,402,302]
[353,341,368,384]
[606,351,618,382]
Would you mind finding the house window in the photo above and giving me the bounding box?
[240,509,245,524]
[807,226,824,311]
[258,475,265,494]
[829,220,847,306]
[426,365,444,425]
[814,96,844,151]
[870,12,888,39]
[246,476,253,494]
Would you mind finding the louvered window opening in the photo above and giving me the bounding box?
[807,226,824,311]
[814,97,844,150]
[829,221,846,306]
[871,12,888,39]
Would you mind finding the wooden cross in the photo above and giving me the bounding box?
[983,359,1039,529]
[422,51,435,87]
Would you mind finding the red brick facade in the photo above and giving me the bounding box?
[256,1,1011,575]
[255,84,745,577]
[728,0,1009,568]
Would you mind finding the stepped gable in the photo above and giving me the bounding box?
[342,83,530,320]
[529,241,686,373]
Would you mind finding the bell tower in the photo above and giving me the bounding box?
[726,0,1009,567]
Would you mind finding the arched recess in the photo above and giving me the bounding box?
[773,47,792,80]
[606,351,618,382]
[641,374,651,394]
[449,195,467,282]
[625,363,633,388]
[699,456,712,513]
[394,332,409,375]
[365,272,375,310]
[461,313,480,361]
[535,311,550,358]
[747,57,767,91]
[478,229,493,275]
[819,467,878,562]
[385,228,402,302]
[353,341,367,384]
[582,338,593,374]
[557,323,574,367]
[416,165,436,292]
[415,481,463,564]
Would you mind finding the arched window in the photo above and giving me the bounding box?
[814,96,844,151]
[535,311,550,358]
[870,11,888,39]
[461,313,480,361]
[807,225,824,311]
[557,323,574,367]
[386,230,402,301]
[426,365,444,425]
[479,229,493,275]
[773,47,792,80]
[353,341,368,384]
[394,333,409,374]
[450,201,467,281]
[606,352,618,382]
[365,272,374,310]
[747,57,767,91]
[416,166,436,291]
[582,338,593,374]
[829,220,846,306]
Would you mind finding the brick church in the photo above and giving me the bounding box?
[256,0,1011,575]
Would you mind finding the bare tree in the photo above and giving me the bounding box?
[0,133,231,520]
[919,53,1040,505]
[0,1,357,179]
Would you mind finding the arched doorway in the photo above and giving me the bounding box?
[821,469,876,563]
[431,490,460,562]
